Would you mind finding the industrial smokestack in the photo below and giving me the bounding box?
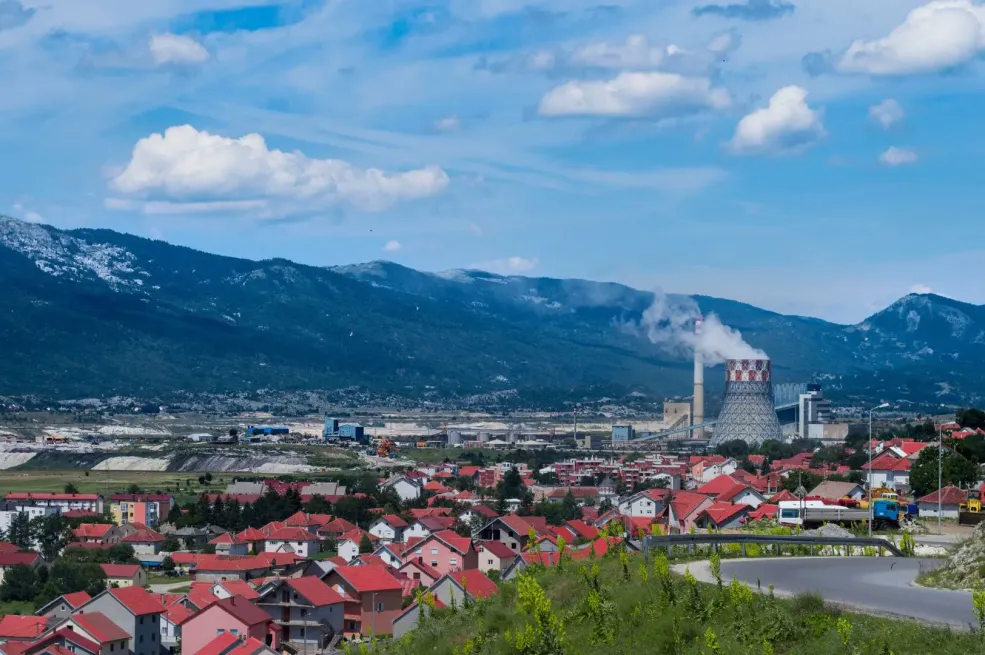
[709,358,783,448]
[693,316,704,439]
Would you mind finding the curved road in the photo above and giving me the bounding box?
[689,558,974,628]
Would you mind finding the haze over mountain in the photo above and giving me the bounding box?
[1,215,981,406]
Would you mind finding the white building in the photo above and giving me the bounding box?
[5,492,102,513]
[264,528,320,558]
[0,503,58,535]
[618,489,668,518]
[368,516,407,544]
[380,476,422,502]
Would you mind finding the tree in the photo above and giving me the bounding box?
[7,511,31,549]
[910,446,979,497]
[63,483,80,494]
[33,580,62,608]
[126,483,142,494]
[957,408,985,430]
[0,565,37,601]
[161,556,175,572]
[107,543,137,564]
[359,533,374,554]
[305,495,332,515]
[161,536,181,553]
[29,514,70,562]
[51,561,107,597]
[715,439,749,459]
[201,544,216,554]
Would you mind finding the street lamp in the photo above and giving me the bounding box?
[868,403,890,537]
[938,423,943,536]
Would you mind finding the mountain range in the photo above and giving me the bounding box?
[1,214,982,407]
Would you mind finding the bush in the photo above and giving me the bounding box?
[791,591,826,616]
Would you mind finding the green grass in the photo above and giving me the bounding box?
[168,585,192,594]
[378,553,985,654]
[0,600,35,616]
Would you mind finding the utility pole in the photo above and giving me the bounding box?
[868,403,889,537]
[938,423,943,536]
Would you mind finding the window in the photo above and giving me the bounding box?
[449,558,457,567]
[431,548,438,555]
[431,561,438,568]
[152,633,156,642]
[217,629,225,636]
[413,572,420,580]
[487,559,493,566]
[139,636,144,643]
[139,616,144,624]
[231,629,238,636]
[377,602,384,612]
[110,645,115,652]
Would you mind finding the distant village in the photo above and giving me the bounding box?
[0,413,980,654]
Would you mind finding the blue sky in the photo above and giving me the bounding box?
[2,0,985,323]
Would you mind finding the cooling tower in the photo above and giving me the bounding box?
[709,358,783,448]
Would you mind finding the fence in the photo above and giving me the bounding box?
[640,533,907,558]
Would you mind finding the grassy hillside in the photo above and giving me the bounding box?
[377,552,982,655]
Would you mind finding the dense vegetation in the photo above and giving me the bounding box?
[375,552,984,655]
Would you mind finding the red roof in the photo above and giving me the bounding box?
[320,518,358,535]
[714,482,757,504]
[356,554,388,568]
[898,441,929,456]
[196,632,243,655]
[380,514,409,529]
[236,527,267,541]
[458,466,481,478]
[560,520,599,541]
[699,502,750,526]
[448,569,498,598]
[198,595,272,627]
[209,533,248,546]
[409,507,451,518]
[121,528,164,543]
[0,542,18,554]
[696,474,741,496]
[100,563,141,578]
[0,616,48,639]
[917,485,968,505]
[5,492,99,501]
[217,579,260,600]
[747,504,779,521]
[288,576,345,606]
[70,612,131,643]
[24,628,99,654]
[0,552,40,567]
[670,491,709,520]
[164,603,196,626]
[186,590,220,611]
[283,511,317,527]
[107,586,167,615]
[766,490,799,504]
[61,591,91,608]
[72,523,113,539]
[169,552,199,565]
[399,559,442,580]
[266,526,320,541]
[430,530,473,555]
[423,481,451,493]
[478,540,516,560]
[332,565,403,593]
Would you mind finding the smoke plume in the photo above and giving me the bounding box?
[639,291,767,365]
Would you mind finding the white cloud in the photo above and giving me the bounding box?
[879,146,918,166]
[383,240,402,252]
[471,256,539,275]
[727,86,825,156]
[149,33,210,66]
[538,71,731,118]
[910,284,933,294]
[837,0,985,75]
[869,99,904,128]
[105,197,269,215]
[569,35,676,69]
[434,115,462,132]
[110,125,450,212]
[23,210,43,223]
[469,223,483,236]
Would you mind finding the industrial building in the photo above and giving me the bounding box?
[798,384,833,439]
[323,417,367,444]
[709,358,784,448]
[611,425,635,441]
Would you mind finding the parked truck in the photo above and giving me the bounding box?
[778,498,901,530]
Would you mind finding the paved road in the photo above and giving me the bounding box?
[149,580,194,593]
[713,558,974,628]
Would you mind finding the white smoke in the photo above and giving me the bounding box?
[639,291,767,365]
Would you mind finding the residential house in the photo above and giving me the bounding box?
[337,529,377,563]
[474,516,549,554]
[808,481,866,502]
[109,494,173,528]
[72,523,128,545]
[37,591,92,621]
[372,543,411,570]
[178,595,279,655]
[122,528,165,555]
[4,492,103,514]
[380,476,421,502]
[617,489,670,518]
[0,552,43,584]
[917,485,967,519]
[318,518,357,541]
[211,533,251,556]
[864,453,912,490]
[323,566,404,637]
[211,579,261,601]
[403,531,478,576]
[192,555,270,583]
[0,502,60,538]
[696,476,767,508]
[256,576,344,649]
[501,537,621,580]
[264,528,320,558]
[403,516,456,543]
[695,502,751,530]
[689,457,738,483]
[0,616,49,644]
[368,515,408,544]
[397,560,441,587]
[282,511,323,533]
[12,627,103,654]
[160,602,194,650]
[73,586,166,655]
[555,520,599,544]
[456,505,498,528]
[477,541,515,577]
[666,491,715,533]
[236,527,267,554]
[48,612,131,654]
[101,563,147,588]
[393,570,498,638]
